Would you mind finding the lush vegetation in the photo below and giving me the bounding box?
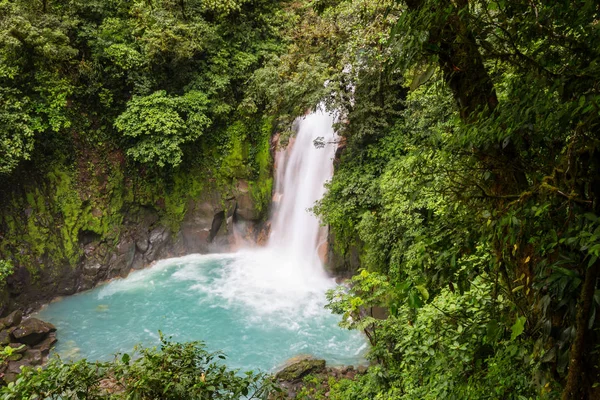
[1,335,280,399]
[285,1,600,399]
[0,0,285,274]
[2,0,600,399]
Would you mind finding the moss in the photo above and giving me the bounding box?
[248,177,273,218]
[220,121,250,181]
[275,358,326,382]
[163,168,205,232]
[0,114,276,286]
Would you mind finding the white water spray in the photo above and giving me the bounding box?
[93,109,341,323]
[202,109,339,319]
[268,110,338,271]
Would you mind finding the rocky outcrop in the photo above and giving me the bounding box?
[2,180,269,315]
[0,311,56,383]
[275,356,326,382]
[324,231,362,280]
[274,355,368,398]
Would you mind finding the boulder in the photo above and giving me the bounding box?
[0,310,22,328]
[6,359,30,375]
[0,330,12,345]
[11,318,56,346]
[22,349,43,366]
[357,365,368,375]
[234,181,261,221]
[32,332,57,356]
[135,238,149,253]
[275,356,326,382]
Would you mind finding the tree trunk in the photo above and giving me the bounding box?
[405,0,526,194]
[561,262,599,400]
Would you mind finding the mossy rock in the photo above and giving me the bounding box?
[0,310,22,328]
[275,356,326,382]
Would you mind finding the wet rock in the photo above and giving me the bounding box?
[131,253,145,270]
[181,225,210,253]
[11,318,56,346]
[83,263,102,278]
[149,227,167,244]
[235,181,261,221]
[136,238,149,253]
[116,240,134,256]
[145,227,170,260]
[0,310,22,328]
[275,356,326,382]
[357,365,368,375]
[0,330,12,345]
[23,349,43,366]
[32,332,57,356]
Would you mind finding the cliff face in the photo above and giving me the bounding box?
[2,180,268,315]
[0,122,274,315]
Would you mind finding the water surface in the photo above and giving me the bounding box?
[37,252,367,372]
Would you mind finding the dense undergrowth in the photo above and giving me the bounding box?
[303,1,600,399]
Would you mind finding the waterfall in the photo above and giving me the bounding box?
[37,108,367,370]
[200,108,339,317]
[267,110,338,272]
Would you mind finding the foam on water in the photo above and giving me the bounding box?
[37,254,365,371]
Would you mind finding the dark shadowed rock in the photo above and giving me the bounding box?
[11,318,56,346]
[0,330,12,345]
[275,356,326,382]
[0,310,22,328]
[32,332,57,356]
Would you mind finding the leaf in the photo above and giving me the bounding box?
[511,316,526,341]
[121,353,130,364]
[415,285,429,301]
[512,285,524,292]
[408,291,424,309]
[410,64,436,91]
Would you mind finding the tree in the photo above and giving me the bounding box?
[114,90,211,168]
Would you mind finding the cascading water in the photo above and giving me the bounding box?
[268,110,337,270]
[36,109,366,372]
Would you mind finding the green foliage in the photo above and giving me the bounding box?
[115,90,211,168]
[0,259,13,285]
[267,0,600,398]
[0,91,37,174]
[0,0,283,280]
[1,335,278,399]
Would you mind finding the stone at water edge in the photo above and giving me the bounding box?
[11,318,56,346]
[32,332,57,356]
[275,356,327,382]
